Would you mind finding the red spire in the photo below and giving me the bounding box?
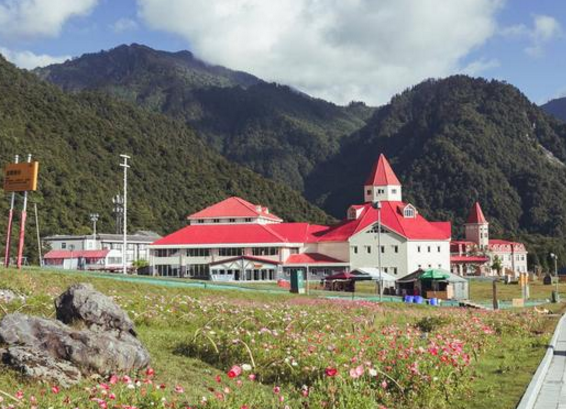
[466,202,488,224]
[365,154,401,186]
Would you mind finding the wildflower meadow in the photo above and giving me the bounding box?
[0,269,557,409]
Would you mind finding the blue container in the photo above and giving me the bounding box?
[404,295,414,303]
[429,298,439,306]
[413,295,424,304]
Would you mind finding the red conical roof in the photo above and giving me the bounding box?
[466,202,488,224]
[365,154,401,186]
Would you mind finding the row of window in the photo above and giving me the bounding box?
[211,269,276,281]
[154,247,283,258]
[194,218,254,224]
[352,245,399,254]
[417,246,442,253]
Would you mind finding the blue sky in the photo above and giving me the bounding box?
[0,0,564,105]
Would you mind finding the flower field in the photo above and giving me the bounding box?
[0,269,559,409]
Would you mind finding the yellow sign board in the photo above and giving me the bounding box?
[3,161,39,192]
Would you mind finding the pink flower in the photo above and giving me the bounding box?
[381,380,388,389]
[109,375,118,385]
[227,365,242,378]
[349,365,364,379]
[273,386,281,394]
[15,390,24,400]
[174,385,185,394]
[248,374,256,381]
[51,386,60,394]
[325,367,338,377]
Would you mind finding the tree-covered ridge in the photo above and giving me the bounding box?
[34,44,375,191]
[0,54,333,262]
[541,97,566,122]
[306,76,566,268]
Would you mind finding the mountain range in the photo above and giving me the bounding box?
[3,43,566,269]
[542,97,566,122]
[0,54,333,263]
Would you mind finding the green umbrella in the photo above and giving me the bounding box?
[420,268,451,280]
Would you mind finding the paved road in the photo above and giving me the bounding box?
[533,316,566,409]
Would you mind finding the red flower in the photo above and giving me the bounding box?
[325,367,338,377]
[215,375,222,383]
[227,365,242,378]
[145,367,155,377]
[51,386,60,394]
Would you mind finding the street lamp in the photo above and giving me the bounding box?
[550,253,559,296]
[89,213,99,243]
[372,201,383,302]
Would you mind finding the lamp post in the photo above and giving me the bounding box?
[372,201,383,302]
[551,253,559,296]
[120,155,130,275]
[89,213,99,243]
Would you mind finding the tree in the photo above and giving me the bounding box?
[491,255,503,276]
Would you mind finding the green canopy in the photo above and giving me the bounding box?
[420,268,451,280]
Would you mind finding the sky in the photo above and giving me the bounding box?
[0,0,564,106]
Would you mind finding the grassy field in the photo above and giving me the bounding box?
[0,267,562,409]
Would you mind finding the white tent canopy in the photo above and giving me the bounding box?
[351,267,396,283]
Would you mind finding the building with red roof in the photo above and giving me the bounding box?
[149,154,454,281]
[451,202,527,277]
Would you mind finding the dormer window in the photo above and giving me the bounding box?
[403,204,416,218]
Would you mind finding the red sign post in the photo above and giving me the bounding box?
[3,154,39,269]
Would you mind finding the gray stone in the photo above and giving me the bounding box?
[0,284,150,386]
[55,283,135,335]
[0,289,21,304]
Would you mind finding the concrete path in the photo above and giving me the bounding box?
[531,314,566,409]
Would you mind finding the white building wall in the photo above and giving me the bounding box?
[349,229,407,277]
[406,241,451,274]
[364,185,402,203]
[315,242,351,263]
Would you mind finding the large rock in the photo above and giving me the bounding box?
[55,283,135,335]
[0,289,21,304]
[0,284,150,386]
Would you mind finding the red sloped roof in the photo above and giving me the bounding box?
[365,154,401,186]
[151,222,324,246]
[44,249,110,259]
[430,222,452,238]
[188,197,282,222]
[315,202,451,242]
[450,255,489,263]
[285,253,346,264]
[466,202,487,224]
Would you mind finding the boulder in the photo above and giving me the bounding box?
[0,284,150,386]
[0,289,19,303]
[55,283,135,335]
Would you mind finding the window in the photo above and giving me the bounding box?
[365,245,371,254]
[437,246,441,252]
[352,246,358,254]
[392,189,397,194]
[229,218,236,223]
[427,246,431,253]
[403,205,416,218]
[289,248,299,254]
[366,189,371,195]
[384,267,388,273]
[393,245,399,253]
[61,243,67,249]
[417,246,421,253]
[381,246,385,253]
[252,247,278,256]
[198,219,204,224]
[219,248,243,257]
[213,219,220,223]
[378,189,385,194]
[392,267,398,275]
[188,264,209,278]
[187,248,210,257]
[245,218,252,222]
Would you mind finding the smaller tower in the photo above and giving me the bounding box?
[364,154,402,202]
[465,202,489,248]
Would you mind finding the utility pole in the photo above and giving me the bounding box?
[4,154,18,267]
[16,154,32,269]
[372,201,383,302]
[90,213,99,244]
[551,253,559,300]
[120,154,130,275]
[113,194,124,234]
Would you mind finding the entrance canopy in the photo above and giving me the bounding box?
[420,268,451,280]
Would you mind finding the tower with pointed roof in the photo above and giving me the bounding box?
[465,202,489,248]
[364,154,402,203]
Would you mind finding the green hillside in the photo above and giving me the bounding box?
[306,76,566,268]
[541,97,566,122]
[0,55,332,263]
[35,44,374,191]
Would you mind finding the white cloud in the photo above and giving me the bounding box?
[501,14,561,58]
[0,47,70,69]
[137,0,503,104]
[462,58,500,75]
[0,0,98,40]
[112,17,138,33]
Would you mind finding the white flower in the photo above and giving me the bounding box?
[242,364,252,371]
[369,368,378,377]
